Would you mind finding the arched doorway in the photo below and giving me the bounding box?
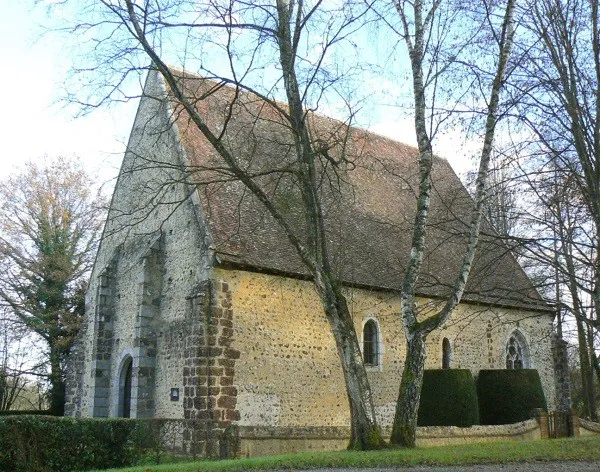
[119,356,133,418]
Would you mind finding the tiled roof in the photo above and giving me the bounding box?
[167,73,547,311]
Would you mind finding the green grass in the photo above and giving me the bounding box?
[98,435,600,472]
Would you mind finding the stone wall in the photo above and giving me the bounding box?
[89,254,119,417]
[230,420,543,457]
[179,279,241,454]
[65,69,215,419]
[216,267,556,428]
[579,418,600,437]
[63,322,87,417]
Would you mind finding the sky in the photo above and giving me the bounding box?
[0,1,137,185]
[0,1,476,190]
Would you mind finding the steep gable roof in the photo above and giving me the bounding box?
[161,72,547,311]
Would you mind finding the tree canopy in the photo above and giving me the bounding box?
[0,158,104,415]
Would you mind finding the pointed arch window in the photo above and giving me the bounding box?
[363,320,380,366]
[506,331,530,369]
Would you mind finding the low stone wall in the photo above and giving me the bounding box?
[127,415,596,459]
[232,421,542,458]
[579,418,600,437]
[233,426,349,457]
[416,420,541,447]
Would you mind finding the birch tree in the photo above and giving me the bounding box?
[484,146,599,418]
[387,0,517,446]
[56,0,384,448]
[509,0,600,420]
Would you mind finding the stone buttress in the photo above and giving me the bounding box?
[181,279,240,455]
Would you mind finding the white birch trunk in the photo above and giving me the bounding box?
[391,0,516,447]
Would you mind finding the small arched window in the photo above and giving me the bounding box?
[442,337,451,369]
[506,331,529,369]
[363,320,379,366]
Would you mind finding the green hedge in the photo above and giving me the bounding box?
[0,415,164,472]
[477,369,547,425]
[417,369,479,427]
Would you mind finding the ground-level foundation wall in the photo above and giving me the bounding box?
[579,418,600,436]
[234,420,542,457]
[216,267,556,428]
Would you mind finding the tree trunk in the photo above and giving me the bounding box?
[272,1,384,449]
[48,347,65,416]
[592,350,600,387]
[318,278,384,449]
[389,0,515,448]
[563,226,598,421]
[575,315,597,420]
[390,330,426,447]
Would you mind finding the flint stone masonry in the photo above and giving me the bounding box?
[65,69,215,420]
[218,268,556,427]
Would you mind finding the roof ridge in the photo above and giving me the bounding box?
[164,66,452,163]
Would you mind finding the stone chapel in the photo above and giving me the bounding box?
[65,69,558,440]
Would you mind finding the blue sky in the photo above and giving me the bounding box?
[0,1,475,187]
[0,1,137,184]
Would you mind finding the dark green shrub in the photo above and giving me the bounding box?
[417,369,479,427]
[0,415,164,472]
[477,369,547,425]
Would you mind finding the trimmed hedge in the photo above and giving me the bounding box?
[417,369,479,427]
[477,369,547,425]
[0,415,164,472]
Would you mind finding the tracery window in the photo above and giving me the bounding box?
[506,332,529,369]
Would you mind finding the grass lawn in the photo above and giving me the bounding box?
[99,434,600,472]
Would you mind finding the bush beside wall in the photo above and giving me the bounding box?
[477,369,547,425]
[417,369,479,427]
[0,416,167,472]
